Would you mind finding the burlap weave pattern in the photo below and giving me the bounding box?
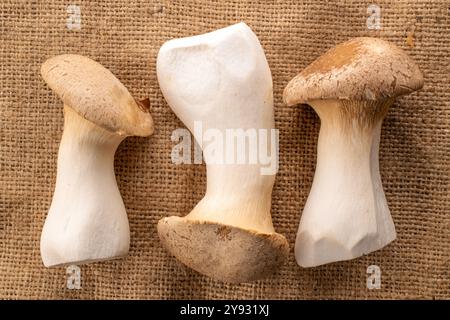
[0,0,448,299]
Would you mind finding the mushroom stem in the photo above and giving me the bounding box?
[186,161,275,234]
[296,99,396,267]
[40,105,129,267]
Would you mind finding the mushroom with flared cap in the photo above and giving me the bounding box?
[157,22,289,283]
[284,37,424,267]
[40,54,154,267]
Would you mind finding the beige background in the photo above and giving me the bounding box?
[0,0,448,299]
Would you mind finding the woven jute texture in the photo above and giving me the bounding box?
[0,0,448,299]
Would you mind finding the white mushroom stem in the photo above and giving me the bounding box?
[187,162,275,234]
[40,106,129,267]
[296,99,396,267]
[158,22,277,233]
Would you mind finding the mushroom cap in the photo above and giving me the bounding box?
[157,216,289,283]
[283,37,424,106]
[41,54,153,136]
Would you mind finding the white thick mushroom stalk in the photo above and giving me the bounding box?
[297,99,397,267]
[41,106,129,266]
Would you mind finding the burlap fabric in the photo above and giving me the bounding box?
[0,0,448,299]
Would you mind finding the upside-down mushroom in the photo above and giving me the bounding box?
[157,23,289,283]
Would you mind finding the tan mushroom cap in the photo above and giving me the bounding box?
[41,54,153,136]
[283,37,424,106]
[157,216,289,283]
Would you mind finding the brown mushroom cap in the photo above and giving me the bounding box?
[41,54,153,136]
[283,37,424,106]
[157,216,289,283]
